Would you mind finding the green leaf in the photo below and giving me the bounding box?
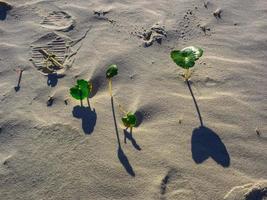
[106,64,118,79]
[69,79,91,100]
[170,46,203,69]
[122,112,137,128]
[181,46,203,60]
[70,86,82,100]
[171,50,195,69]
[77,79,89,98]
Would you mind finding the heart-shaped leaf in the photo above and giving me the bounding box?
[181,46,203,60]
[122,112,137,128]
[170,46,203,69]
[106,64,118,79]
[70,79,92,100]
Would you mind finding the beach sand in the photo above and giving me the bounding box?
[0,0,266,199]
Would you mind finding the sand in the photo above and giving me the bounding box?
[0,0,266,199]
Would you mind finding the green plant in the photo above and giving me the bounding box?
[118,103,137,132]
[170,46,203,80]
[106,64,118,96]
[70,79,92,106]
[121,112,137,133]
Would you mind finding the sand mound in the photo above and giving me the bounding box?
[224,181,267,200]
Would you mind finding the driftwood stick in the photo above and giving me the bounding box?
[38,49,64,69]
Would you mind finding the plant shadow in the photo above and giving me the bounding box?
[0,2,12,20]
[186,80,230,167]
[47,73,58,87]
[89,76,103,98]
[134,111,144,127]
[14,70,23,92]
[111,97,135,176]
[124,129,141,151]
[191,126,230,167]
[117,147,135,176]
[72,105,97,135]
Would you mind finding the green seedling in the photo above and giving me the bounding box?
[38,49,64,72]
[121,112,137,133]
[170,46,203,80]
[106,64,118,96]
[117,103,137,133]
[70,79,92,107]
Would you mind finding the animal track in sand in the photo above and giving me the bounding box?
[41,11,75,31]
[93,9,115,23]
[134,24,167,47]
[176,9,210,41]
[224,181,267,200]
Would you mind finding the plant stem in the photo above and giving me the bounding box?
[185,68,190,80]
[130,127,133,134]
[108,78,112,97]
[87,98,91,110]
[79,90,83,107]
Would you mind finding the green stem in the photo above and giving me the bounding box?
[79,90,83,107]
[185,68,190,80]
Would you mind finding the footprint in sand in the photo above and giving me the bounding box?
[41,11,75,31]
[224,181,267,200]
[30,32,71,75]
[29,31,89,77]
[158,168,196,200]
[30,25,90,77]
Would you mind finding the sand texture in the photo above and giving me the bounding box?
[0,0,266,199]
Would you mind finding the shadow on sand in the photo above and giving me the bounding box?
[124,129,141,151]
[133,110,144,127]
[186,80,230,167]
[191,126,230,167]
[14,69,23,92]
[0,2,12,20]
[111,97,135,176]
[47,73,59,87]
[72,105,97,135]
